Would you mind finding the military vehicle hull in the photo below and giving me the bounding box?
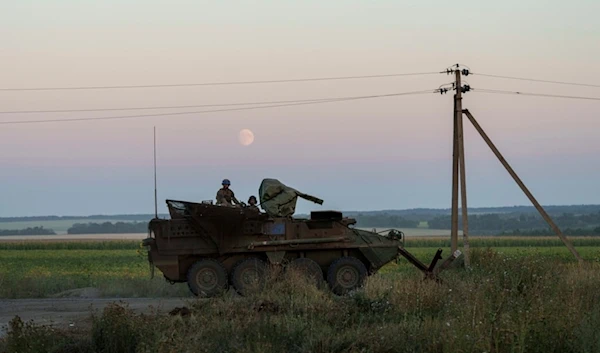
[143,199,405,296]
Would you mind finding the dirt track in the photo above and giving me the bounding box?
[0,297,189,338]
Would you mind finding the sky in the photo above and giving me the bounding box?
[0,0,599,217]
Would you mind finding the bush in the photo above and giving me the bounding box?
[3,249,600,353]
[2,316,92,353]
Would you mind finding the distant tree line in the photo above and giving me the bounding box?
[500,227,600,236]
[0,214,168,223]
[353,213,419,228]
[343,204,600,220]
[428,212,600,233]
[0,227,56,236]
[67,222,148,234]
[4,204,600,224]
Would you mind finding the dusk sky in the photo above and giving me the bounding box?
[1,0,599,216]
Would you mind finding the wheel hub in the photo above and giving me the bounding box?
[337,266,358,287]
[242,269,259,284]
[197,269,217,288]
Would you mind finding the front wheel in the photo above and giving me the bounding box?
[186,258,228,297]
[326,257,367,295]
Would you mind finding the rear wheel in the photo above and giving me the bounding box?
[187,258,228,297]
[231,258,267,296]
[286,258,324,289]
[326,256,368,295]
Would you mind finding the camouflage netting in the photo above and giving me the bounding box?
[258,178,323,217]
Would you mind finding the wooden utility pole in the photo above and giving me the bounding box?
[450,66,470,263]
[455,70,470,267]
[463,110,583,263]
[444,63,581,265]
[450,73,460,253]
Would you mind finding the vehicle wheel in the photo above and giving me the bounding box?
[326,257,368,295]
[231,258,267,296]
[286,258,324,289]
[186,258,228,297]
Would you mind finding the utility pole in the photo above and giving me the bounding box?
[450,71,460,253]
[443,63,581,264]
[455,70,470,267]
[449,64,470,265]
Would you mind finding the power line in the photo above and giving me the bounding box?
[0,72,440,92]
[0,94,418,114]
[0,89,436,125]
[472,88,600,101]
[472,73,600,89]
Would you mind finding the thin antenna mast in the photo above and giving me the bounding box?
[153,126,158,218]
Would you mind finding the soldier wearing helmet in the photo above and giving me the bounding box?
[247,195,259,211]
[216,179,240,206]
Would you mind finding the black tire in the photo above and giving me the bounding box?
[186,258,228,297]
[326,256,368,295]
[286,258,324,289]
[230,257,267,296]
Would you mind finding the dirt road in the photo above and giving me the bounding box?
[0,297,189,338]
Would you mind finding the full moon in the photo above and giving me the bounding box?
[238,129,255,146]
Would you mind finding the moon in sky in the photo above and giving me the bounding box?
[238,129,255,146]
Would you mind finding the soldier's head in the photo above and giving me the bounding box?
[248,195,257,205]
[222,179,231,189]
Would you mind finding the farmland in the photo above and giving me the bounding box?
[1,237,600,299]
[1,237,599,353]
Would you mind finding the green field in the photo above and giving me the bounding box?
[1,237,599,299]
[1,238,600,353]
[0,242,187,299]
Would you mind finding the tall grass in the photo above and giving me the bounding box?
[2,248,600,353]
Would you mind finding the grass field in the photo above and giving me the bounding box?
[1,238,600,353]
[1,237,599,299]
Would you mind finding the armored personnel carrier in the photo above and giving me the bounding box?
[143,179,458,297]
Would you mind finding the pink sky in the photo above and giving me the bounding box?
[1,0,599,216]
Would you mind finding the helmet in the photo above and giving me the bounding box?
[222,179,231,185]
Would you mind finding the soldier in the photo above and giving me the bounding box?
[247,195,259,211]
[216,179,240,206]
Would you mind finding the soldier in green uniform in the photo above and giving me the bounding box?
[216,179,241,206]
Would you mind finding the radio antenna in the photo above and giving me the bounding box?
[153,126,158,218]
